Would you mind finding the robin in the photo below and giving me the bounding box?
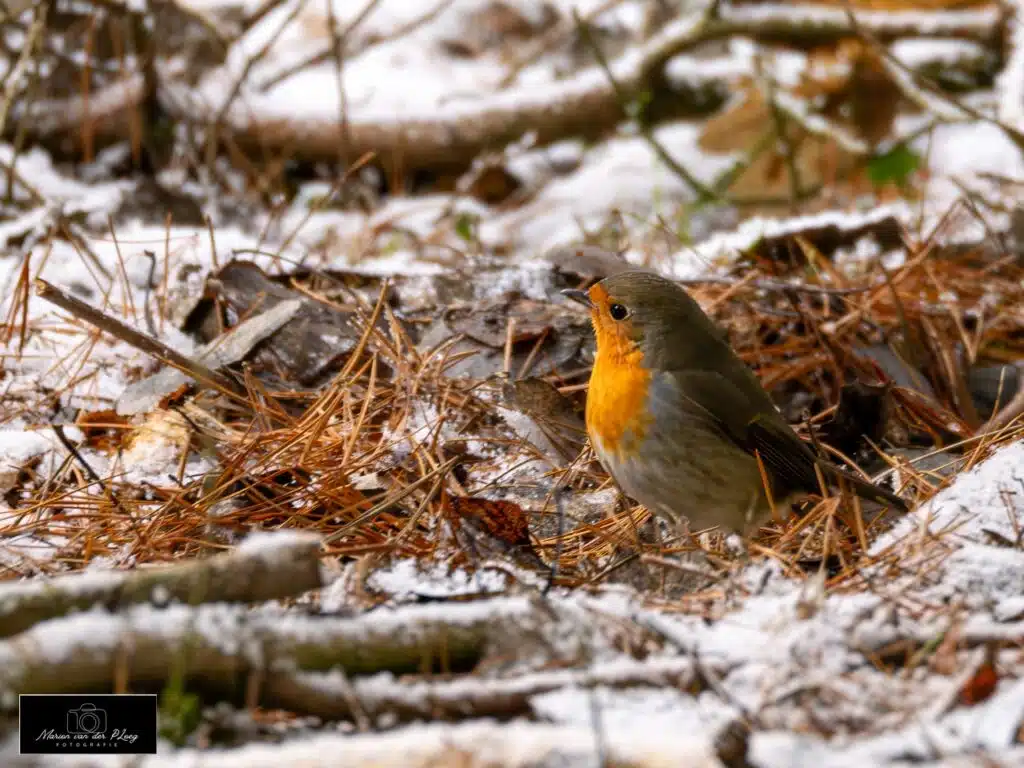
[562,270,908,537]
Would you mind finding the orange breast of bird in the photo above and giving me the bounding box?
[584,287,653,461]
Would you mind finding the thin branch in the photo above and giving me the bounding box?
[756,58,804,205]
[258,0,390,92]
[844,3,1024,155]
[0,0,46,137]
[981,363,1024,435]
[0,531,323,638]
[34,278,242,397]
[207,0,310,161]
[572,8,718,203]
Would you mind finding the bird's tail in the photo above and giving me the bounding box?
[827,465,909,513]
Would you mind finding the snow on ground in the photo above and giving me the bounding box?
[1,441,1022,766]
[2,0,1024,765]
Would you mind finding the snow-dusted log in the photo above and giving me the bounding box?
[17,2,1002,171]
[1,721,729,768]
[267,656,703,723]
[0,531,322,639]
[0,596,601,701]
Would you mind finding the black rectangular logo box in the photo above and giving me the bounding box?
[20,694,158,755]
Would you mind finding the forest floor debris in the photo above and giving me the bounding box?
[3,0,1024,765]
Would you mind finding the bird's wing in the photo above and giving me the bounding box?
[651,369,823,496]
[652,370,908,510]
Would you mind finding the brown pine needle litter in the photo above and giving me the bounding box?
[2,203,1023,605]
[7,3,1024,760]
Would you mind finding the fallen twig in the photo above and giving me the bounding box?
[0,596,597,698]
[17,2,1002,170]
[34,278,242,399]
[573,7,718,202]
[3,720,724,768]
[0,1,46,138]
[263,656,703,723]
[845,4,1024,154]
[980,363,1024,435]
[0,530,323,638]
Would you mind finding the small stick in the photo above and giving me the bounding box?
[34,278,240,397]
[142,249,158,337]
[981,363,1024,435]
[543,487,569,595]
[573,8,717,202]
[680,275,875,296]
[49,422,133,525]
[207,0,311,162]
[755,58,803,205]
[641,554,720,581]
[517,328,549,380]
[50,423,103,486]
[0,2,46,138]
[503,318,516,376]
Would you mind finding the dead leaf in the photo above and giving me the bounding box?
[497,376,587,464]
[117,298,303,416]
[544,243,637,281]
[446,495,546,570]
[420,297,587,379]
[186,260,384,387]
[446,298,558,348]
[75,409,131,451]
[465,164,523,205]
[959,647,999,706]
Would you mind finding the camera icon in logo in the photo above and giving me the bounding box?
[67,703,106,735]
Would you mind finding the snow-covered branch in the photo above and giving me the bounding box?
[0,531,323,639]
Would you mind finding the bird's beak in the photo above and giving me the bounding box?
[561,288,594,309]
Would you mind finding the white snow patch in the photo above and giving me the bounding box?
[366,558,513,600]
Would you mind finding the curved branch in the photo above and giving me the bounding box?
[268,657,702,722]
[0,597,597,697]
[14,3,1003,170]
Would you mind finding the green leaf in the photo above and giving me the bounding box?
[867,144,920,188]
[159,686,201,746]
[455,212,479,243]
[627,89,653,123]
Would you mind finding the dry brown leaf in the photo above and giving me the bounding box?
[960,658,999,705]
[446,495,546,570]
[75,409,131,451]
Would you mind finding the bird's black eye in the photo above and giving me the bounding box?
[609,303,629,321]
